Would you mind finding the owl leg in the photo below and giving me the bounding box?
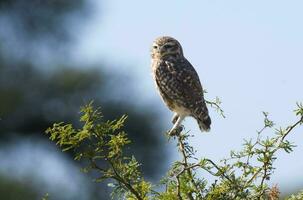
[168,115,185,136]
[171,113,179,124]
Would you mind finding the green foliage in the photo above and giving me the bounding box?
[46,102,151,200]
[286,190,303,200]
[41,193,49,200]
[0,175,39,200]
[204,90,225,118]
[47,102,303,200]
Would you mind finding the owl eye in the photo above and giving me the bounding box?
[163,44,174,49]
[153,45,158,49]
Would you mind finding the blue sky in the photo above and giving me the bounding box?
[70,0,303,193]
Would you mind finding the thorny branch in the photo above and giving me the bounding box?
[171,110,302,200]
[173,131,203,199]
[257,117,303,199]
[205,97,225,118]
[108,159,144,200]
[90,158,143,200]
[47,101,303,200]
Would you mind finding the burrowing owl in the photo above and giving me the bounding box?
[151,36,211,135]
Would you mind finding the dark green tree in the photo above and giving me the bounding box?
[0,1,168,199]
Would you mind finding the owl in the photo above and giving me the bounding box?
[151,36,211,135]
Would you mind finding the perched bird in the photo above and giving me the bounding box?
[151,36,211,135]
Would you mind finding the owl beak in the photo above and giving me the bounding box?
[160,47,168,57]
[160,46,166,54]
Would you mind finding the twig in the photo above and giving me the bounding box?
[91,159,143,199]
[280,117,302,143]
[204,159,234,184]
[260,150,269,187]
[176,172,183,200]
[107,159,143,200]
[245,168,262,187]
[245,117,303,198]
[205,98,225,118]
[90,159,106,172]
[177,134,203,199]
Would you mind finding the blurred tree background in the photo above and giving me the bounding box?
[0,1,168,199]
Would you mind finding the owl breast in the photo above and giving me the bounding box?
[152,59,191,116]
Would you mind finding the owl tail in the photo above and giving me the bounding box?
[197,115,211,132]
[193,103,211,132]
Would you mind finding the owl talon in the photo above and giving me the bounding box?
[167,126,183,136]
[172,114,179,124]
[167,129,177,136]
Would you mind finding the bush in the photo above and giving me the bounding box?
[46,101,303,200]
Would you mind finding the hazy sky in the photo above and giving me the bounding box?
[72,0,303,193]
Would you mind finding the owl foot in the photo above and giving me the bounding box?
[167,125,183,136]
[171,113,179,124]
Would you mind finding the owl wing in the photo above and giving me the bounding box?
[155,58,211,131]
[155,58,205,109]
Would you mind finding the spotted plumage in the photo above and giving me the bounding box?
[151,36,211,134]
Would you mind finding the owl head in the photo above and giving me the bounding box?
[151,36,184,59]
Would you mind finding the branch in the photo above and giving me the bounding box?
[176,134,203,199]
[108,159,143,200]
[245,116,303,195]
[280,117,303,144]
[176,172,183,200]
[204,159,234,184]
[205,97,226,118]
[258,148,269,199]
[91,159,140,197]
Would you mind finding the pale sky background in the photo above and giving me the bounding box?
[71,0,303,193]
